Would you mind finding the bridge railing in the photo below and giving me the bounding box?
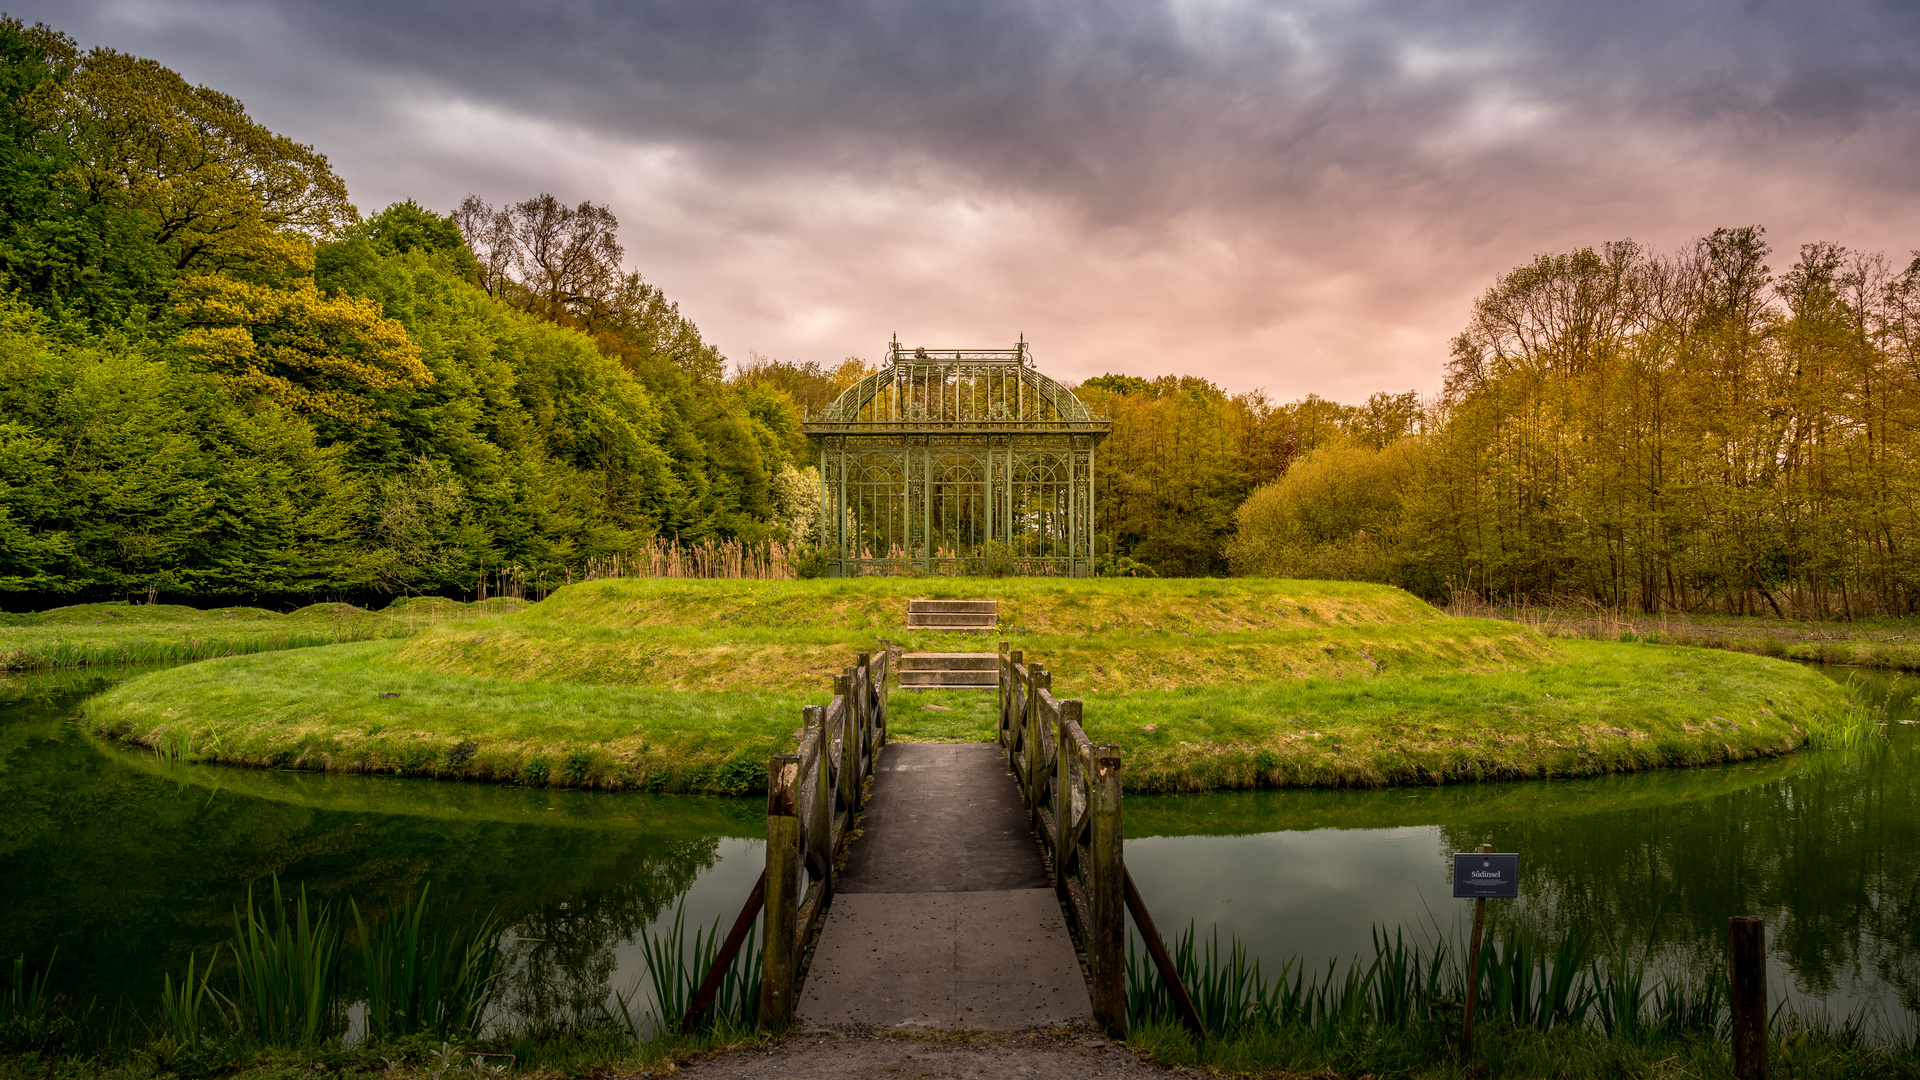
[999,642,1207,1043]
[681,644,889,1032]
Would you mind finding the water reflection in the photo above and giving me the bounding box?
[0,667,761,1031]
[1125,665,1920,1022]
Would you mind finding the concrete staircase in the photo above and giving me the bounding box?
[905,598,998,633]
[897,652,999,691]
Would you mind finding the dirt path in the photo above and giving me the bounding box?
[629,1025,1198,1079]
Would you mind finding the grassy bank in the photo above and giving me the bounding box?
[83,640,808,794]
[81,578,1861,795]
[1455,596,1920,672]
[0,598,527,670]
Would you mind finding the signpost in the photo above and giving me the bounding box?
[1454,844,1519,1054]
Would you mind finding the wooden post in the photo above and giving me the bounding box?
[1055,699,1079,893]
[1029,669,1052,817]
[1730,916,1768,1080]
[853,656,871,763]
[1460,842,1491,1055]
[1006,648,1024,749]
[803,705,829,875]
[875,642,891,746]
[761,754,800,1027]
[1025,663,1045,764]
[835,674,858,812]
[998,640,1011,744]
[1090,744,1125,1039]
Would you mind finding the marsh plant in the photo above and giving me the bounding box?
[1,950,76,1055]
[1126,920,1735,1040]
[229,879,342,1046]
[351,884,506,1042]
[612,903,762,1039]
[130,877,511,1055]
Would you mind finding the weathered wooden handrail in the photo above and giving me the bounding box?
[746,642,890,1028]
[997,640,1203,1042]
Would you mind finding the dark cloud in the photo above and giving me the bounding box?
[24,0,1920,396]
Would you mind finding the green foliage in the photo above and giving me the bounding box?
[0,20,827,603]
[1227,436,1425,588]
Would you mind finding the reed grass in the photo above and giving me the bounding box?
[350,884,506,1042]
[1809,699,1887,749]
[1,950,77,1056]
[156,953,227,1051]
[1126,919,1918,1078]
[229,878,341,1047]
[620,903,762,1037]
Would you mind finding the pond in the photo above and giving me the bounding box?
[2,662,1914,1033]
[1126,665,1920,1026]
[0,666,765,1034]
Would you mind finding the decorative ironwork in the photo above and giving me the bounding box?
[804,338,1111,577]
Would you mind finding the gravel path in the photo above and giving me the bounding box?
[626,1024,1200,1080]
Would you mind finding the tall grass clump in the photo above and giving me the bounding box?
[229,878,340,1046]
[1809,698,1887,750]
[2,950,76,1055]
[615,903,761,1039]
[1119,920,1920,1078]
[1127,920,1743,1043]
[351,884,506,1041]
[157,952,228,1050]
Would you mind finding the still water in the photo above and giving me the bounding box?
[1126,667,1920,1025]
[0,666,764,1030]
[2,663,1914,1029]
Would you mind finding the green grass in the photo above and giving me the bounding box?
[80,578,1859,795]
[0,598,527,670]
[1085,640,1849,792]
[82,640,811,794]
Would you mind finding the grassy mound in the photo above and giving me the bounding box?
[393,578,1548,692]
[0,596,527,670]
[82,578,1858,794]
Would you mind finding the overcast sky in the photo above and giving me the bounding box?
[24,0,1920,399]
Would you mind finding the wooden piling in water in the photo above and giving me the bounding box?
[1730,916,1768,1080]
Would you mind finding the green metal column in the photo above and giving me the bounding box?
[922,437,933,574]
[1068,442,1077,578]
[983,440,993,550]
[1088,442,1097,577]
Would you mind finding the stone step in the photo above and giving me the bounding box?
[906,612,998,626]
[908,599,999,614]
[898,669,999,688]
[899,652,998,671]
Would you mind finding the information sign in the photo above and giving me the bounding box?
[1452,852,1519,899]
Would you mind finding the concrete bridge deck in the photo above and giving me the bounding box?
[797,743,1093,1030]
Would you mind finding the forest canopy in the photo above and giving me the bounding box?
[0,17,817,602]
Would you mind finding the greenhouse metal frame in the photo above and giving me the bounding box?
[803,338,1111,577]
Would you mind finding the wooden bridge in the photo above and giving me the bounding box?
[680,638,1204,1040]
